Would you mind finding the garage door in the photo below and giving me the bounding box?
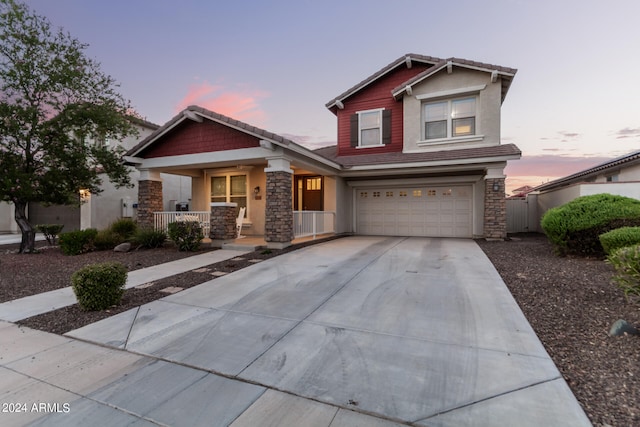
[356,185,472,238]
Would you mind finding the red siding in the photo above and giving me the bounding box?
[336,64,430,156]
[141,120,260,158]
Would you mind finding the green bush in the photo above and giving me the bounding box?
[58,229,98,255]
[540,194,640,256]
[599,227,640,255]
[167,221,203,251]
[35,224,64,245]
[133,228,167,249]
[93,229,125,251]
[606,244,640,299]
[71,262,127,311]
[109,218,137,240]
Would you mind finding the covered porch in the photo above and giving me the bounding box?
[124,106,344,249]
[153,209,337,246]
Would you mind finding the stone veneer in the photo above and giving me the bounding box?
[265,170,293,247]
[484,177,507,239]
[137,180,163,229]
[210,203,238,240]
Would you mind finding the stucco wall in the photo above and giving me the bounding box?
[403,67,502,153]
[531,182,640,232]
[197,167,267,236]
[0,202,17,233]
[87,172,191,230]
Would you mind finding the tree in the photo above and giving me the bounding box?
[0,0,136,253]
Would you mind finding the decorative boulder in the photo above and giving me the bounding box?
[113,242,132,253]
[608,319,640,337]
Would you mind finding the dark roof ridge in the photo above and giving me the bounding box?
[534,149,640,192]
[391,57,517,101]
[325,53,443,109]
[126,105,301,157]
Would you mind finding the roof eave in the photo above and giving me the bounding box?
[325,54,442,110]
[392,59,517,101]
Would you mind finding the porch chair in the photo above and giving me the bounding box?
[236,207,246,239]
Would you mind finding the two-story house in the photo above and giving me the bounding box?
[125,54,520,247]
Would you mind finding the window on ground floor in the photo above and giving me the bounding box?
[211,174,247,216]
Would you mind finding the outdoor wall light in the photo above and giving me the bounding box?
[492,182,500,192]
[254,186,260,194]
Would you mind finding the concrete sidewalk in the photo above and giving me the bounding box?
[0,249,250,322]
[0,236,591,426]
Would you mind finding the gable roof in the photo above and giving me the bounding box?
[391,57,517,103]
[535,149,640,192]
[125,105,342,170]
[127,105,301,158]
[325,53,442,110]
[325,53,517,110]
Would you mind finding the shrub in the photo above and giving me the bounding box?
[35,224,64,245]
[133,228,167,249]
[58,228,98,255]
[599,226,640,255]
[167,221,203,251]
[71,262,127,311]
[93,229,125,251]
[606,244,640,299]
[540,194,640,256]
[109,218,137,240]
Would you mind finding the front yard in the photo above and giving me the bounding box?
[0,234,637,426]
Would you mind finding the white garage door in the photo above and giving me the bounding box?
[356,185,473,238]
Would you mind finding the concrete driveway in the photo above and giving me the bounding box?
[1,236,590,426]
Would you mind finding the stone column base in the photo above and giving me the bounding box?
[484,177,507,239]
[210,203,238,240]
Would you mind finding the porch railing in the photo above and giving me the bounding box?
[154,210,334,240]
[154,211,210,237]
[293,211,335,239]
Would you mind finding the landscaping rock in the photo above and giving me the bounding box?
[114,242,132,252]
[608,319,640,337]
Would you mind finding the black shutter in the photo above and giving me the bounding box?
[350,114,358,147]
[382,109,392,145]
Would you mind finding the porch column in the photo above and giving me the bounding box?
[484,168,507,240]
[264,157,294,249]
[137,169,163,230]
[210,202,238,245]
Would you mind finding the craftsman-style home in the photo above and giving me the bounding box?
[125,54,520,247]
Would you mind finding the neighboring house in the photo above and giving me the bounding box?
[509,185,534,198]
[0,118,192,234]
[519,149,640,232]
[125,53,520,247]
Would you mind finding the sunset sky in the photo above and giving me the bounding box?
[23,0,640,192]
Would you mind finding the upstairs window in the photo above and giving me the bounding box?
[423,97,476,140]
[359,110,382,146]
[350,109,392,148]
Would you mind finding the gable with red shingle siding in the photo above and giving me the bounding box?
[139,120,260,158]
[336,64,430,157]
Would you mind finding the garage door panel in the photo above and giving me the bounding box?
[357,185,472,238]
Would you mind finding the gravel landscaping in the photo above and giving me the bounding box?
[1,234,638,426]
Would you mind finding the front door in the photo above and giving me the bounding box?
[295,176,323,211]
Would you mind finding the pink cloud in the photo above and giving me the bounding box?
[175,82,269,125]
[506,154,609,178]
[504,154,612,192]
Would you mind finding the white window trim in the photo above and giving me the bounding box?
[208,170,251,222]
[422,95,479,142]
[357,108,384,148]
[415,84,486,101]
